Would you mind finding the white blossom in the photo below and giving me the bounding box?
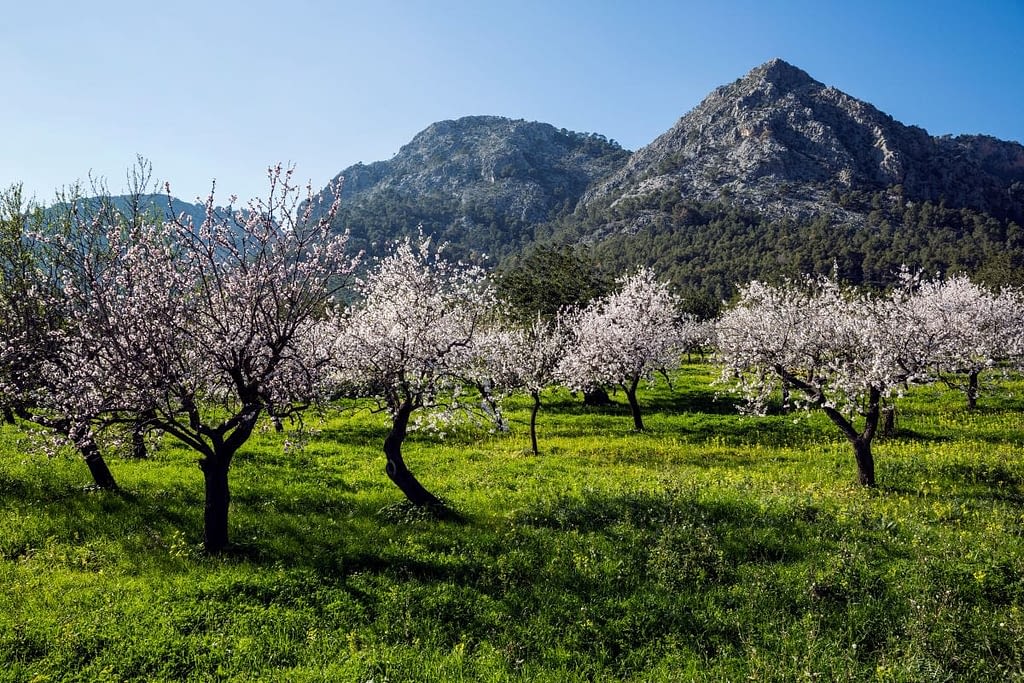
[558,267,686,431]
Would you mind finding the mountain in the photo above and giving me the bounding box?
[43,193,208,231]
[551,59,1024,297]
[580,58,1024,225]
[310,60,1024,299]
[312,116,630,261]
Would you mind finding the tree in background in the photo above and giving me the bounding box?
[475,313,570,455]
[906,273,1022,409]
[495,244,610,321]
[715,275,940,486]
[39,164,355,552]
[328,235,495,506]
[558,268,688,431]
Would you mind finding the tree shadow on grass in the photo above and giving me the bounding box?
[882,459,1024,504]
[539,387,743,418]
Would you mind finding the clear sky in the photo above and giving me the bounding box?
[2,0,1021,205]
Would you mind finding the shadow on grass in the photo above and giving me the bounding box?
[882,459,1024,503]
[538,388,743,418]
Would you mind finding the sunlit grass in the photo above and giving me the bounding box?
[1,364,1023,680]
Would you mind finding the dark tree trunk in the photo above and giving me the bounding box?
[853,438,876,487]
[2,405,14,424]
[69,422,119,491]
[796,372,880,488]
[967,370,979,410]
[881,405,896,437]
[529,390,541,456]
[194,405,260,554]
[199,455,231,553]
[624,378,644,431]
[14,409,119,491]
[384,401,441,506]
[130,409,155,459]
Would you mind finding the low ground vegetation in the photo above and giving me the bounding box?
[2,365,1023,681]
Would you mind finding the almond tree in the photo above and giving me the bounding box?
[907,274,1021,409]
[715,275,938,486]
[40,164,356,552]
[0,183,122,490]
[557,268,687,431]
[475,313,570,455]
[328,235,495,506]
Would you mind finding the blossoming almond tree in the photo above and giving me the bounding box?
[715,275,939,486]
[475,313,570,455]
[907,273,1021,409]
[0,182,125,490]
[328,235,495,506]
[557,268,687,431]
[41,164,356,552]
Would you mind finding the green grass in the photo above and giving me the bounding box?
[2,364,1023,681]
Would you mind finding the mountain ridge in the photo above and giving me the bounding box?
[314,115,630,260]
[300,59,1023,296]
[579,58,1024,226]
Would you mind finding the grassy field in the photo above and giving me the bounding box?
[1,364,1023,681]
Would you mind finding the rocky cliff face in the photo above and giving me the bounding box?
[317,115,629,260]
[581,58,1024,223]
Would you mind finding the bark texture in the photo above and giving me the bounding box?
[384,401,441,506]
[625,378,644,432]
[529,391,541,455]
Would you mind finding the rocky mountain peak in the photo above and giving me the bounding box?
[314,115,629,260]
[745,58,819,91]
[581,60,1023,224]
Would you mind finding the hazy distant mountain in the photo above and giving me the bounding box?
[311,115,630,261]
[45,193,208,228]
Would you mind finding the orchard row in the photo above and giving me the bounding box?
[2,166,1020,551]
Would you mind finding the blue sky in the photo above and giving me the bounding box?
[2,0,1021,205]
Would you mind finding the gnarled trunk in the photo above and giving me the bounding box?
[195,406,260,554]
[624,378,644,432]
[130,409,156,459]
[967,370,980,410]
[200,455,231,553]
[777,366,881,487]
[16,410,119,491]
[70,422,119,492]
[529,390,541,455]
[853,438,876,487]
[384,401,440,506]
[881,405,896,438]
[812,381,880,488]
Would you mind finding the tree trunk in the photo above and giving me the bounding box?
[200,455,231,553]
[130,410,155,459]
[529,391,541,455]
[817,385,880,488]
[853,438,876,487]
[967,370,979,410]
[69,422,119,491]
[881,405,896,437]
[194,405,260,554]
[384,401,441,506]
[2,405,14,424]
[624,378,644,431]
